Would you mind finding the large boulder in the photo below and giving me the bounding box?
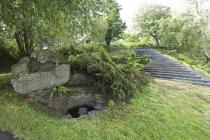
[30,49,57,72]
[31,49,56,64]
[68,73,95,86]
[11,49,70,94]
[11,57,30,76]
[11,64,70,94]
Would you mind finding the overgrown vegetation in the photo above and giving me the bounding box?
[0,0,148,100]
[2,0,210,139]
[58,45,149,100]
[135,5,171,47]
[0,0,126,58]
[105,2,126,47]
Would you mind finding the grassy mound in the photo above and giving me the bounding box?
[1,74,210,140]
[58,45,149,100]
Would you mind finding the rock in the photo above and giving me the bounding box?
[11,57,30,76]
[64,114,72,119]
[11,49,70,94]
[31,49,56,64]
[30,59,56,72]
[30,49,57,72]
[78,107,88,115]
[11,64,70,94]
[79,114,89,119]
[68,73,95,86]
[94,104,104,110]
[88,110,98,117]
[19,57,30,64]
[28,87,110,117]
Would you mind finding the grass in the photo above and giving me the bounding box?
[1,74,210,140]
[0,73,11,86]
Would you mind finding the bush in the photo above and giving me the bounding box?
[0,39,18,64]
[50,86,70,100]
[66,45,149,100]
[107,100,115,107]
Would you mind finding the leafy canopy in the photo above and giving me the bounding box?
[105,2,126,47]
[0,0,117,56]
[135,5,171,47]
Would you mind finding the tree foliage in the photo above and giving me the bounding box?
[66,45,149,100]
[105,2,126,47]
[186,0,210,63]
[0,0,117,57]
[135,5,171,47]
[136,2,210,64]
[159,16,201,52]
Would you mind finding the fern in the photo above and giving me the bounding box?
[50,86,70,100]
[67,45,150,100]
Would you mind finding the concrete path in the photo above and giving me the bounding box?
[136,48,210,86]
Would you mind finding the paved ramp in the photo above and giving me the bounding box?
[136,48,210,86]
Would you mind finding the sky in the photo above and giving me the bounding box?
[116,0,187,32]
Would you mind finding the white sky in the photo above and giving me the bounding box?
[116,0,187,32]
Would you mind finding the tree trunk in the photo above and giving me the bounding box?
[201,34,210,64]
[150,33,160,47]
[106,39,111,46]
[205,55,210,63]
[15,32,26,57]
[204,48,210,64]
[23,27,30,56]
[105,33,112,51]
[155,37,160,47]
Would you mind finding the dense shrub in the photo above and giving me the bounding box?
[0,39,18,60]
[159,17,201,53]
[63,45,149,100]
[0,39,18,71]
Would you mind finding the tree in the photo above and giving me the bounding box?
[0,0,112,57]
[186,0,210,63]
[135,5,171,47]
[159,16,201,52]
[88,16,108,44]
[105,2,126,47]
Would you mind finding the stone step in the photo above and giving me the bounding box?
[151,60,182,63]
[144,69,197,75]
[149,73,204,80]
[147,63,187,67]
[145,69,204,77]
[149,72,203,79]
[136,48,210,87]
[148,65,185,68]
[145,67,193,72]
[153,75,210,83]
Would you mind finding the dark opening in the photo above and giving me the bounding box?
[67,105,95,118]
[0,130,18,140]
